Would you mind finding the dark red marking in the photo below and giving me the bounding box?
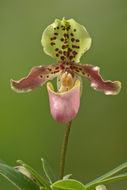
[61,38,64,41]
[72,45,80,49]
[70,65,74,69]
[68,48,72,52]
[67,25,71,31]
[60,65,65,70]
[57,26,59,29]
[59,50,62,54]
[70,33,74,36]
[61,56,65,60]
[74,29,77,32]
[55,67,59,70]
[54,70,59,74]
[64,40,68,44]
[72,51,77,56]
[71,38,75,42]
[55,48,59,51]
[51,42,56,46]
[50,37,56,40]
[62,45,68,49]
[54,33,58,35]
[63,51,68,56]
[76,39,80,42]
[69,56,73,60]
[56,53,59,57]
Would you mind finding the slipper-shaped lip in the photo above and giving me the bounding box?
[47,80,81,123]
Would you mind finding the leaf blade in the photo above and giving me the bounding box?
[85,162,127,188]
[0,162,40,190]
[85,173,127,190]
[41,158,56,184]
[17,160,51,189]
[52,179,86,190]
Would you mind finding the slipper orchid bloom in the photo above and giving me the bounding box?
[11,18,121,123]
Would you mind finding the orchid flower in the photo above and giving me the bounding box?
[11,18,121,123]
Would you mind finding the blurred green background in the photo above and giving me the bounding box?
[0,0,127,189]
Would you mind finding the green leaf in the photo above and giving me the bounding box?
[85,173,127,190]
[16,160,51,190]
[0,162,40,190]
[51,179,86,190]
[85,162,127,188]
[41,18,91,63]
[40,187,48,190]
[41,158,56,184]
[63,174,72,180]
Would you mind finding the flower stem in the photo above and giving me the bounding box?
[59,121,72,179]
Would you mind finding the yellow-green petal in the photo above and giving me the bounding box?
[41,18,91,63]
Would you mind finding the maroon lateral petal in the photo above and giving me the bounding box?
[72,63,121,95]
[10,63,61,92]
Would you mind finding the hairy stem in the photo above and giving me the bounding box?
[59,121,72,179]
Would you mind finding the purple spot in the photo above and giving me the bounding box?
[61,38,64,41]
[76,39,80,42]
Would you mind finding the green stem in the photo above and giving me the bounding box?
[59,121,72,179]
